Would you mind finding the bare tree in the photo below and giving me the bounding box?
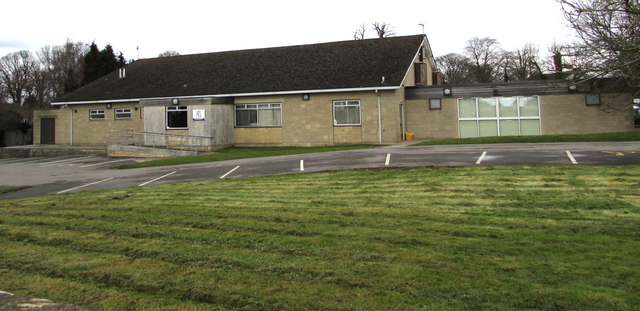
[158,50,181,57]
[0,76,6,104]
[38,40,85,98]
[559,0,640,94]
[436,53,473,84]
[0,51,38,106]
[464,37,504,83]
[353,24,367,40]
[505,44,543,81]
[372,21,395,38]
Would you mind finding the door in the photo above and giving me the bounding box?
[40,118,55,144]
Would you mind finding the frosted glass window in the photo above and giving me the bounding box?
[459,99,477,118]
[458,96,540,138]
[520,119,541,135]
[478,98,497,118]
[459,121,477,138]
[499,120,519,136]
[519,96,539,117]
[499,97,518,117]
[479,120,498,137]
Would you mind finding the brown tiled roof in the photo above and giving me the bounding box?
[53,35,424,103]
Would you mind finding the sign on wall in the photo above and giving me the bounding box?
[192,109,205,121]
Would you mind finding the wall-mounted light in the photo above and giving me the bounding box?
[568,84,578,92]
[172,98,179,105]
[302,93,310,101]
[443,87,452,96]
[106,103,112,109]
[74,109,78,113]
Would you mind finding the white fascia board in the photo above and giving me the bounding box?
[50,86,401,105]
[51,98,141,106]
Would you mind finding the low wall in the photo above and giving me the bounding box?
[0,145,106,158]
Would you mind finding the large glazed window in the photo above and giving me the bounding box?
[166,106,188,129]
[235,103,282,127]
[333,100,361,126]
[458,96,541,138]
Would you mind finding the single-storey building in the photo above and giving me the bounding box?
[33,35,635,149]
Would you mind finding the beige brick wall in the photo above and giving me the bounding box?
[33,108,71,145]
[233,90,404,146]
[405,98,459,139]
[541,94,634,135]
[404,94,634,139]
[34,102,143,146]
[333,126,362,144]
[234,127,283,145]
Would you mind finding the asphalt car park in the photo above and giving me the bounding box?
[1,142,639,199]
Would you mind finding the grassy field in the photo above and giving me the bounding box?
[0,166,639,310]
[414,130,640,146]
[119,145,374,169]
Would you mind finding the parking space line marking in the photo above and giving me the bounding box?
[565,150,578,165]
[79,158,132,168]
[139,171,177,187]
[385,153,391,166]
[476,152,487,165]
[57,177,114,194]
[40,156,94,167]
[8,158,49,165]
[1,158,41,164]
[220,166,240,179]
[300,160,305,171]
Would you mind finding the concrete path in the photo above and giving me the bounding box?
[1,142,639,199]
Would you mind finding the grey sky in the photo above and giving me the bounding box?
[1,0,575,60]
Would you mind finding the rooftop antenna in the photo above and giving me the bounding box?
[136,45,139,60]
[418,24,425,36]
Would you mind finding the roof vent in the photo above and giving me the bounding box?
[118,68,126,79]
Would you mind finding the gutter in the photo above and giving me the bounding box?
[51,86,401,106]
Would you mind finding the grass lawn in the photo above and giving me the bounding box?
[119,145,375,169]
[1,166,639,310]
[414,130,640,146]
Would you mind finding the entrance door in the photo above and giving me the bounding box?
[41,118,55,144]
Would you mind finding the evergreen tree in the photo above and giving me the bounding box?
[82,43,125,85]
[82,42,101,85]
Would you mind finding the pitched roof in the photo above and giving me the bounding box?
[53,35,425,104]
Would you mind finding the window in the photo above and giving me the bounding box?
[333,100,360,126]
[458,96,541,138]
[115,108,132,120]
[235,103,281,127]
[429,98,442,110]
[166,106,188,129]
[89,109,105,120]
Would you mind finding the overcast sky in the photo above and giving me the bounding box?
[1,0,576,61]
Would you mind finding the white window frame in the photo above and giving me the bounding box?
[166,105,188,129]
[333,100,361,126]
[114,108,132,120]
[234,103,282,127]
[89,109,105,121]
[457,96,541,138]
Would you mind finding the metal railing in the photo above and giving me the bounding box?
[109,130,216,154]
